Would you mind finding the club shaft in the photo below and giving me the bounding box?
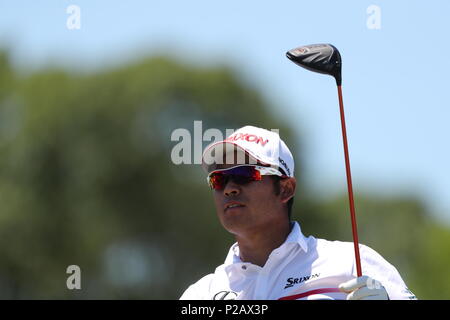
[337,85,362,277]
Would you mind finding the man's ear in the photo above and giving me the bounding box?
[280,177,296,204]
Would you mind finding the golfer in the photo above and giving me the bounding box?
[180,125,417,300]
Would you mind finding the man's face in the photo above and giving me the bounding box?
[210,151,292,236]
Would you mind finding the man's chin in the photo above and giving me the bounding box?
[219,217,258,236]
[219,215,246,233]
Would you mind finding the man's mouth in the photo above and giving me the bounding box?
[224,202,245,211]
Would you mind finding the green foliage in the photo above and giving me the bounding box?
[0,49,447,299]
[408,224,450,299]
[296,193,432,298]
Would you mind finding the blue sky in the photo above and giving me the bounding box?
[1,0,449,223]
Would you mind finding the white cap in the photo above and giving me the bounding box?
[201,125,295,177]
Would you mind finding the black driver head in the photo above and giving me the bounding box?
[286,44,342,86]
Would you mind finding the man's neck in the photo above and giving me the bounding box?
[235,221,292,267]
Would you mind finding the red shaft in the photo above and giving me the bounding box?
[337,85,362,277]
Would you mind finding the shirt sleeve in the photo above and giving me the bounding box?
[179,284,201,300]
[179,274,215,300]
[358,244,418,300]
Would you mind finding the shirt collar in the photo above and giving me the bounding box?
[285,221,308,252]
[224,221,308,265]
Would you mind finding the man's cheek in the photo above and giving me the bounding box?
[213,195,223,211]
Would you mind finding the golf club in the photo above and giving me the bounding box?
[286,44,362,277]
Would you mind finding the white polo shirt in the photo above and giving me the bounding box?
[180,221,417,300]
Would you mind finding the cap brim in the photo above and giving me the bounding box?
[201,141,268,173]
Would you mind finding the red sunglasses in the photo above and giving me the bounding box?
[207,165,285,190]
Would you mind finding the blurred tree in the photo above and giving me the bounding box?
[0,49,447,299]
[296,192,431,299]
[0,50,295,299]
[408,224,450,299]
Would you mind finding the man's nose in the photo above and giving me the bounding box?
[223,180,241,197]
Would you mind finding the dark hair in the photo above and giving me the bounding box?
[271,176,294,221]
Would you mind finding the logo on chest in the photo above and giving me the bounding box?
[213,290,238,300]
[284,273,320,289]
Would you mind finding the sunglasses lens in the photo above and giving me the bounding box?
[208,166,262,190]
[208,173,224,190]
